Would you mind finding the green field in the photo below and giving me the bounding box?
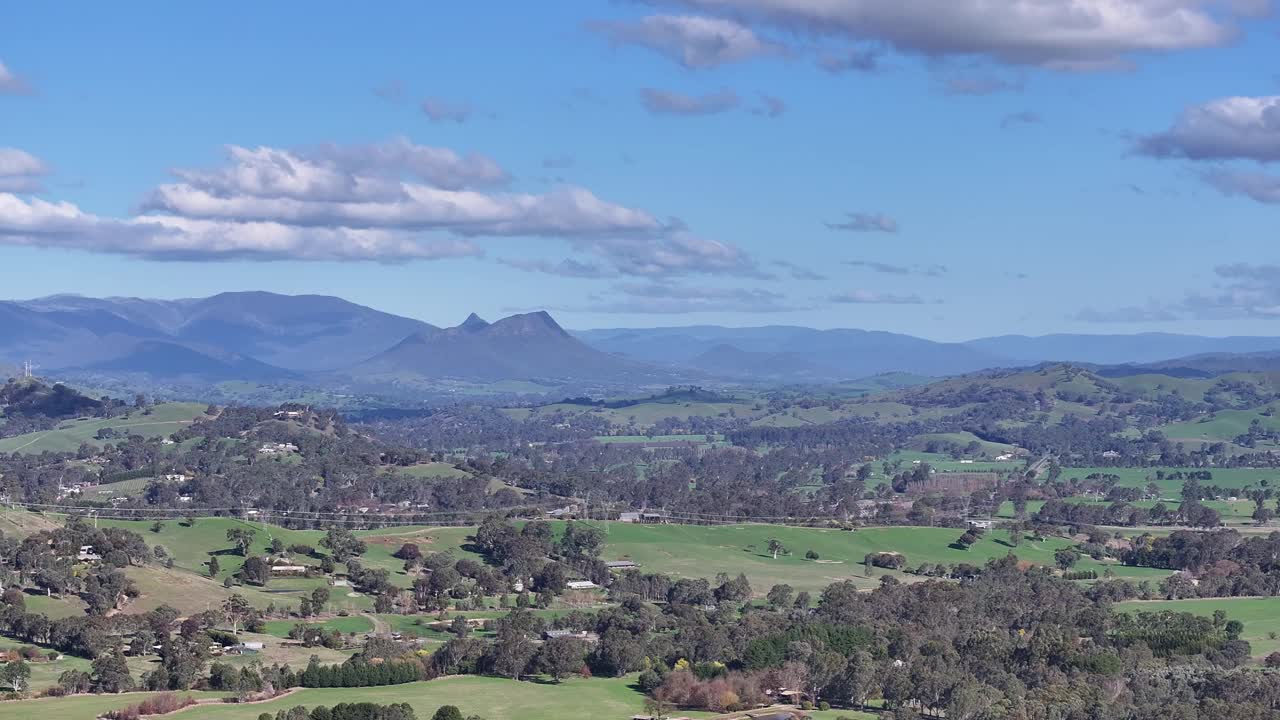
[1162,409,1280,443]
[1058,467,1280,495]
[0,402,209,454]
[395,462,471,479]
[997,496,1260,525]
[10,511,1171,619]
[590,521,1169,592]
[7,675,873,720]
[1116,597,1280,658]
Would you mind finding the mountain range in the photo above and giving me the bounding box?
[4,292,1280,388]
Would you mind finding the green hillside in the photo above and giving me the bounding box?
[0,402,209,454]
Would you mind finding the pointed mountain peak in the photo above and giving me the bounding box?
[486,310,568,338]
[459,312,490,331]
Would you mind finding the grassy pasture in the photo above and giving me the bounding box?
[1058,467,1280,495]
[5,675,872,720]
[0,402,208,454]
[1116,597,1280,658]
[395,462,471,479]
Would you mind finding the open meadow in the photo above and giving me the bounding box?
[5,675,874,720]
[0,402,209,454]
[1116,597,1280,659]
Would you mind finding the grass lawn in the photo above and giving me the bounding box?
[11,675,873,720]
[1116,596,1280,659]
[0,402,209,454]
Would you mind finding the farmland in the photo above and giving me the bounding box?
[1116,597,1280,659]
[6,675,874,720]
[0,402,208,454]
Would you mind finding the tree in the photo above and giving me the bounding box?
[150,520,165,534]
[91,651,135,693]
[241,556,271,586]
[394,543,421,561]
[537,636,587,682]
[432,707,465,720]
[207,556,220,578]
[767,583,794,609]
[223,594,253,635]
[227,528,256,556]
[956,531,979,550]
[321,527,367,563]
[1054,548,1080,571]
[767,538,787,560]
[0,659,30,693]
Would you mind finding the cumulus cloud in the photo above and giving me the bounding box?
[0,148,49,193]
[420,97,473,123]
[498,257,616,279]
[1137,95,1280,163]
[1202,168,1280,204]
[0,139,678,262]
[1001,110,1043,129]
[772,259,826,281]
[642,0,1263,70]
[846,260,945,276]
[0,138,771,271]
[0,193,483,262]
[588,14,787,69]
[828,289,929,304]
[825,211,898,233]
[138,142,658,239]
[0,61,32,95]
[641,87,740,115]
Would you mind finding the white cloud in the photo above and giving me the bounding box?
[595,281,802,313]
[0,193,482,262]
[0,148,48,193]
[138,141,660,238]
[1137,95,1280,163]
[0,139,768,272]
[643,0,1262,69]
[588,14,787,68]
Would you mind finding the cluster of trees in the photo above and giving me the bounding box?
[0,520,150,614]
[263,703,417,720]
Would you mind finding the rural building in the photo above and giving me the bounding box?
[543,629,599,643]
[618,512,641,523]
[605,560,640,570]
[566,580,597,590]
[271,564,308,576]
[77,545,101,562]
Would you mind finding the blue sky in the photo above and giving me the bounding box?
[2,1,1279,340]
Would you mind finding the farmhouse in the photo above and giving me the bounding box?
[543,629,599,643]
[271,564,308,576]
[77,545,101,562]
[566,580,598,590]
[605,560,640,570]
